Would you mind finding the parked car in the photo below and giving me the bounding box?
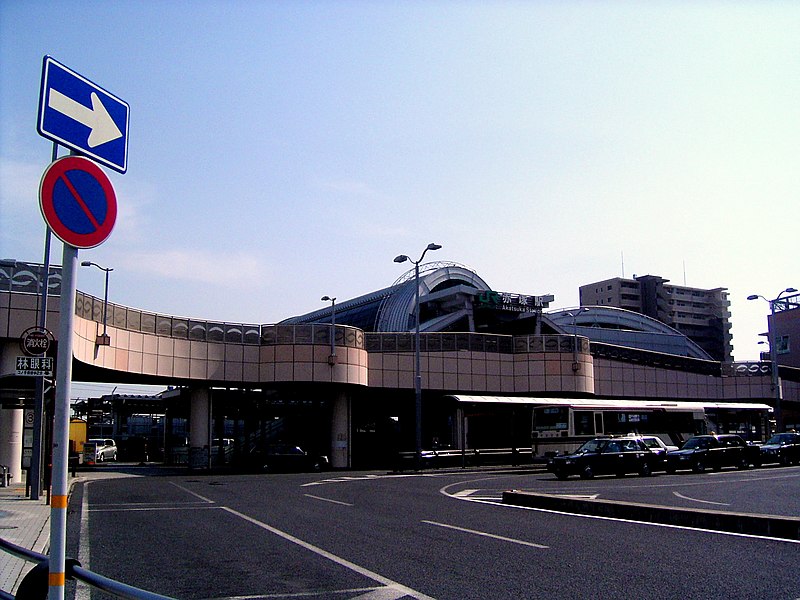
[83,438,117,463]
[637,435,679,455]
[666,434,757,473]
[547,436,660,479]
[255,445,330,473]
[756,432,800,467]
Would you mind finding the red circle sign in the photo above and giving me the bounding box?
[39,156,117,248]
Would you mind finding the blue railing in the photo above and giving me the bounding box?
[0,537,173,600]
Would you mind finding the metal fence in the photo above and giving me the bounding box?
[0,536,173,600]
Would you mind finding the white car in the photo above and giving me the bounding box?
[84,438,117,463]
[638,436,679,454]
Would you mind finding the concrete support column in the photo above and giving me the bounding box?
[189,388,211,470]
[0,409,23,484]
[330,391,350,469]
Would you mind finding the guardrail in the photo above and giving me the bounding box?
[0,537,174,600]
[397,447,541,470]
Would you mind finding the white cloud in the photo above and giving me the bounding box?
[0,157,42,212]
[118,248,271,287]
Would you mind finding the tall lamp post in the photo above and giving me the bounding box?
[321,295,336,364]
[80,261,113,345]
[747,287,797,433]
[394,242,442,469]
[566,308,589,371]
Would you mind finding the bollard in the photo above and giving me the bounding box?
[0,466,7,488]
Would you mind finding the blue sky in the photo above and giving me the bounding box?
[1,1,798,386]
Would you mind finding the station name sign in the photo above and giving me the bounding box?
[475,290,555,313]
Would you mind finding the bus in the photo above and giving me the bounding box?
[530,399,772,457]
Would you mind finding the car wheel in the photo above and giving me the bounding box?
[97,453,104,463]
[111,452,117,462]
[779,455,791,467]
[666,466,676,474]
[555,471,568,480]
[736,457,749,470]
[692,460,705,473]
[579,466,594,479]
[639,462,652,477]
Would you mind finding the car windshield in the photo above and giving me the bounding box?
[682,437,709,449]
[576,439,603,453]
[641,438,661,449]
[765,434,794,445]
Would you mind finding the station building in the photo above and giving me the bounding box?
[1,259,798,480]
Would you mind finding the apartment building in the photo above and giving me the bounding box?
[579,275,733,362]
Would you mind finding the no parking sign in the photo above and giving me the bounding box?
[39,155,117,248]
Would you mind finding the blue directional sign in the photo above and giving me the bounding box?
[37,56,129,174]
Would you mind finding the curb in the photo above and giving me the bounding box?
[502,490,800,540]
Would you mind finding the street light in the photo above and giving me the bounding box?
[394,242,442,469]
[566,308,589,371]
[747,287,797,433]
[80,261,113,346]
[321,295,336,364]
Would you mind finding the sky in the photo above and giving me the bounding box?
[1,1,798,390]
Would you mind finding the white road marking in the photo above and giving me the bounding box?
[202,585,401,599]
[88,505,222,512]
[170,482,216,503]
[551,493,600,500]
[76,481,92,600]
[219,506,437,600]
[672,492,730,506]
[304,494,354,506]
[498,500,800,545]
[422,520,549,549]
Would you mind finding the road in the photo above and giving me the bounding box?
[66,465,800,600]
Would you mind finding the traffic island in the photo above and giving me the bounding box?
[502,490,800,541]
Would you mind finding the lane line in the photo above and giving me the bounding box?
[219,506,436,600]
[422,520,548,549]
[200,586,394,599]
[76,481,91,600]
[672,492,730,506]
[498,500,800,545]
[303,494,354,506]
[170,482,216,503]
[88,505,222,513]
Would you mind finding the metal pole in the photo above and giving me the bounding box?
[768,300,782,432]
[414,261,422,470]
[49,243,78,600]
[102,267,110,337]
[30,143,59,500]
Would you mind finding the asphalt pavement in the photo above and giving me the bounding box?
[0,481,51,596]
[2,462,797,596]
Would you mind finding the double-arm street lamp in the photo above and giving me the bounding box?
[80,261,113,346]
[394,242,442,469]
[747,287,797,433]
[321,295,337,364]
[566,307,589,371]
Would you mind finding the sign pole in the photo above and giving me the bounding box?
[48,243,77,600]
[30,142,58,500]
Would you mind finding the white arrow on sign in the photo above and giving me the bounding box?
[48,88,123,148]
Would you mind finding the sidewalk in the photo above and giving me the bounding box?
[0,482,51,596]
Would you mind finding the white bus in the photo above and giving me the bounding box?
[530,399,772,457]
